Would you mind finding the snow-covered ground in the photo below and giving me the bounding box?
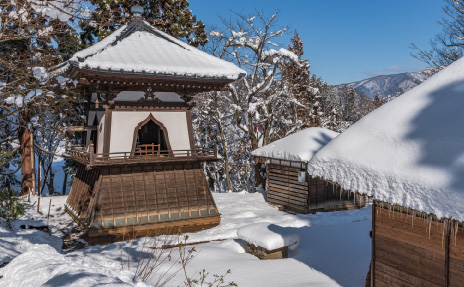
[0,192,372,287]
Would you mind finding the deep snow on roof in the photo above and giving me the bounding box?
[252,127,339,163]
[69,20,246,80]
[308,57,464,221]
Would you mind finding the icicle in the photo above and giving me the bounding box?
[411,210,416,229]
[441,219,447,249]
[427,215,432,240]
[455,221,459,246]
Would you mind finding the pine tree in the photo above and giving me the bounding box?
[281,31,320,128]
[373,92,383,109]
[343,86,358,123]
[80,0,207,47]
[0,1,82,195]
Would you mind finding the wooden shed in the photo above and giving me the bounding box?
[307,55,464,286]
[252,127,365,213]
[61,6,246,240]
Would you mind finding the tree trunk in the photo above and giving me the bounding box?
[247,112,265,191]
[47,166,55,195]
[254,158,266,190]
[62,170,68,195]
[37,156,42,196]
[18,111,33,196]
[216,114,233,192]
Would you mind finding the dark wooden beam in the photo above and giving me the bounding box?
[102,104,113,155]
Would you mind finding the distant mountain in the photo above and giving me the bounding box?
[340,72,431,98]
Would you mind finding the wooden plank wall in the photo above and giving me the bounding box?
[267,163,308,213]
[266,163,364,213]
[91,162,219,230]
[66,163,101,221]
[372,204,464,286]
[308,178,363,212]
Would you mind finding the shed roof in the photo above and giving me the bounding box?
[252,127,339,163]
[307,57,464,221]
[65,18,246,82]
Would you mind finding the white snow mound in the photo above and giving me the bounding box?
[0,244,146,287]
[237,222,300,250]
[308,56,464,221]
[252,127,339,162]
[0,227,62,265]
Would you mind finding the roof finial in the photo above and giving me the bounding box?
[131,5,144,18]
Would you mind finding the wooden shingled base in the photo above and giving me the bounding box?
[247,243,288,260]
[66,162,221,243]
[80,215,220,244]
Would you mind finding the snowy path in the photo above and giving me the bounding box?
[0,192,372,287]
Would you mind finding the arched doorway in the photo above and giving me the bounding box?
[131,114,171,156]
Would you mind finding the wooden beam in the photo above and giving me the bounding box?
[102,105,113,155]
[66,126,98,132]
[372,201,376,287]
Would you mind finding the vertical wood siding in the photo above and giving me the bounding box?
[267,163,365,213]
[372,204,464,286]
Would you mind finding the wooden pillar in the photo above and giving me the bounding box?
[102,103,113,156]
[30,128,36,196]
[186,109,195,149]
[371,200,376,287]
[445,219,451,287]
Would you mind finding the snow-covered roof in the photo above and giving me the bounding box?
[251,127,339,163]
[67,18,246,81]
[308,57,464,221]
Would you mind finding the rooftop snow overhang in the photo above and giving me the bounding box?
[58,18,246,91]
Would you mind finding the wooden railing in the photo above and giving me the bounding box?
[65,143,218,166]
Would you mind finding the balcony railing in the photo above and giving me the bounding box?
[65,143,218,167]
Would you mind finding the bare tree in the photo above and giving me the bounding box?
[411,0,464,71]
[205,11,303,188]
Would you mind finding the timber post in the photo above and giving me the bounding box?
[445,219,451,287]
[371,199,375,287]
[89,143,95,165]
[31,128,36,197]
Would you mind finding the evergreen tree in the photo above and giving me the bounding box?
[0,1,82,195]
[80,0,207,47]
[373,92,383,109]
[343,86,358,123]
[281,31,320,128]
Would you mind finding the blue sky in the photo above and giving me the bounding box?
[189,0,444,85]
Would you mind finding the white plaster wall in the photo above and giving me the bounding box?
[109,111,190,154]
